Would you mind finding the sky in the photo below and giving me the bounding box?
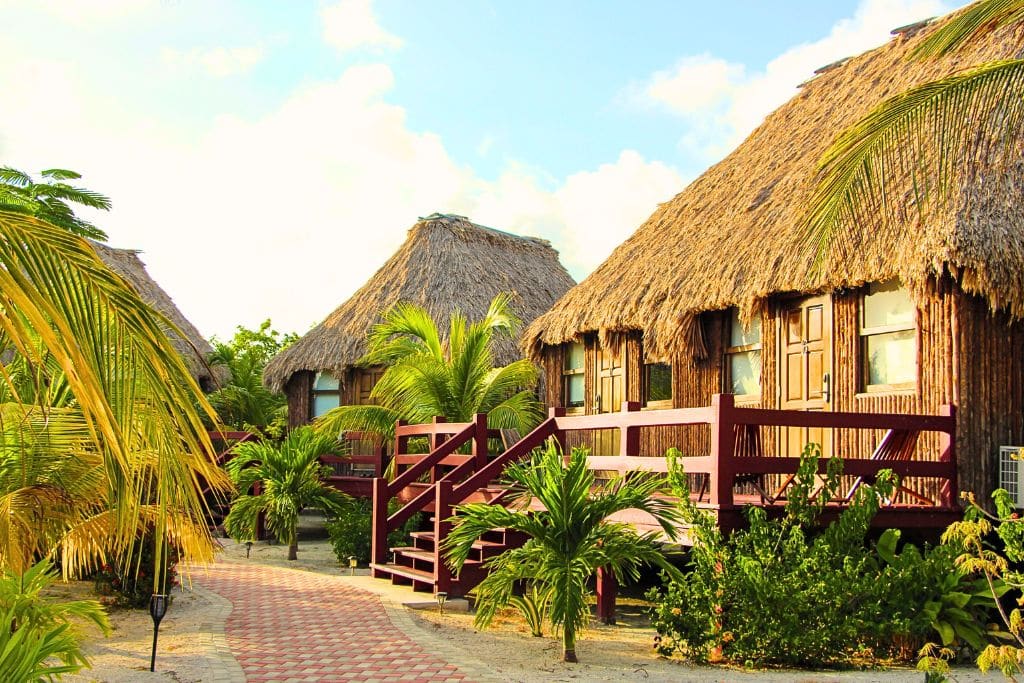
[0,0,964,340]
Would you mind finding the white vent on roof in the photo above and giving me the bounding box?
[999,446,1024,508]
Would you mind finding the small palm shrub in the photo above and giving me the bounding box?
[0,559,110,681]
[225,427,350,560]
[326,498,421,565]
[90,534,179,608]
[649,447,995,668]
[444,442,682,662]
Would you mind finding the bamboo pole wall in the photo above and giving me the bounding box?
[286,370,313,428]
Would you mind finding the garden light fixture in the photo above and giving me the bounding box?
[436,591,447,615]
[246,541,253,558]
[149,594,169,672]
[348,556,357,575]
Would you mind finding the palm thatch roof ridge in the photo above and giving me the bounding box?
[263,213,575,392]
[90,241,224,389]
[523,10,1024,360]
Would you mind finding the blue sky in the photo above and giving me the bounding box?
[0,0,960,338]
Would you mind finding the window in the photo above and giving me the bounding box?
[311,371,341,418]
[644,362,672,407]
[562,342,585,409]
[725,309,761,396]
[861,280,915,389]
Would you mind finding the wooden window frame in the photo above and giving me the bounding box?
[643,361,673,410]
[859,281,917,394]
[310,370,342,419]
[562,342,585,414]
[724,309,762,401]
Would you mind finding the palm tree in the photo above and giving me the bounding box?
[223,427,350,560]
[315,293,543,447]
[0,210,230,590]
[0,167,110,241]
[804,0,1024,262]
[207,321,296,436]
[443,442,683,663]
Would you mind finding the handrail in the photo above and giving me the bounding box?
[389,422,476,493]
[451,418,557,500]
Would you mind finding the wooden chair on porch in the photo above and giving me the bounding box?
[697,423,774,504]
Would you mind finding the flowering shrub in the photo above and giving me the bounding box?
[91,536,179,609]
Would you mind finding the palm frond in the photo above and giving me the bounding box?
[913,0,1024,59]
[804,58,1024,265]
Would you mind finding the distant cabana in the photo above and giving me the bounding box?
[523,13,1024,499]
[91,241,224,391]
[265,213,575,427]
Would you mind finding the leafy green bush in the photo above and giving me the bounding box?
[0,559,110,681]
[648,446,995,668]
[327,498,421,565]
[90,535,179,609]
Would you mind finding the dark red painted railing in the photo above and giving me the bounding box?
[370,395,958,592]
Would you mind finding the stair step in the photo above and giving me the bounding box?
[370,562,435,585]
[409,531,505,551]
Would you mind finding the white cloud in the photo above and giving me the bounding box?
[10,0,155,24]
[321,0,403,53]
[633,0,957,161]
[161,45,266,78]
[0,43,679,338]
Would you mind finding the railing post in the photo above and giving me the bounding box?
[430,416,447,483]
[709,394,736,508]
[434,479,454,596]
[939,404,958,508]
[596,566,617,624]
[472,413,488,470]
[619,401,641,457]
[370,475,389,577]
[373,437,386,479]
[549,406,567,455]
[394,419,408,478]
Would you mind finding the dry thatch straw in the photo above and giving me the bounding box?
[90,241,225,389]
[524,10,1024,361]
[264,213,575,392]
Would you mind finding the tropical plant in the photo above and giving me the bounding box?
[207,320,297,437]
[0,558,110,680]
[0,167,110,241]
[315,293,543,448]
[443,442,683,662]
[325,497,421,565]
[224,426,350,560]
[649,447,996,668]
[0,210,230,592]
[804,0,1024,262]
[938,488,1024,678]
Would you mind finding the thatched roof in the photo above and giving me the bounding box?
[524,10,1024,360]
[90,241,224,389]
[264,214,575,392]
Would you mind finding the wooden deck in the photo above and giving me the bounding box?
[365,394,959,613]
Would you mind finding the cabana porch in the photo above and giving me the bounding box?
[357,395,959,619]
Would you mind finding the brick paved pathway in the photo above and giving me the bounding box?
[198,562,472,682]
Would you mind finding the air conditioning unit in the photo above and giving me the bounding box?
[998,446,1024,508]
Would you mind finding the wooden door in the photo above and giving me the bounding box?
[593,344,624,455]
[779,295,833,456]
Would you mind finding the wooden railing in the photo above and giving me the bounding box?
[370,395,958,587]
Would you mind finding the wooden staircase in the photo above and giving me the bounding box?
[372,526,525,593]
[369,412,562,597]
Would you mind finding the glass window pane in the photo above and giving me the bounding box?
[314,371,340,390]
[864,280,914,329]
[729,350,761,395]
[866,330,915,386]
[312,393,340,417]
[646,363,672,402]
[729,309,761,347]
[565,374,584,408]
[564,342,585,371]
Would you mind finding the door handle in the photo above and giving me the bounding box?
[822,372,831,404]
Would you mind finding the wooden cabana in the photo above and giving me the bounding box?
[522,14,1024,500]
[264,213,575,430]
